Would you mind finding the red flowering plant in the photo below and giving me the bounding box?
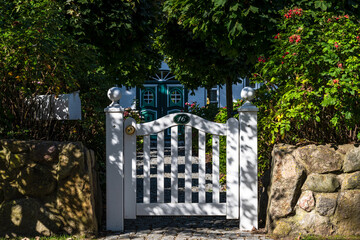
[253,9,360,146]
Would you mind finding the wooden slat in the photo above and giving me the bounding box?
[143,135,151,204]
[136,113,227,136]
[171,126,178,203]
[226,118,239,219]
[212,135,220,203]
[157,131,165,203]
[124,118,137,219]
[198,130,206,203]
[185,126,192,203]
[137,203,226,216]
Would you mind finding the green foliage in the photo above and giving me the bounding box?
[62,0,162,87]
[0,0,161,165]
[253,7,360,171]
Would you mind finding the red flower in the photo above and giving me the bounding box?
[344,15,349,18]
[284,8,303,18]
[334,42,339,48]
[289,34,301,44]
[333,79,339,84]
[281,61,284,64]
[258,56,266,63]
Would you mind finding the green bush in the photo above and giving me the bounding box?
[253,8,360,172]
[0,0,115,176]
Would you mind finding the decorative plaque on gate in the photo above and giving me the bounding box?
[173,114,190,124]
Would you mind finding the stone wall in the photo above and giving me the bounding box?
[0,140,100,237]
[267,144,360,236]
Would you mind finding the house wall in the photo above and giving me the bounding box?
[119,86,136,109]
[119,80,258,111]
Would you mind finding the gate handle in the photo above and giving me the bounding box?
[125,125,136,135]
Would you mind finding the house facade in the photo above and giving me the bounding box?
[119,62,259,121]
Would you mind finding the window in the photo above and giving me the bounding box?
[208,86,218,105]
[141,87,156,107]
[170,90,181,103]
[143,90,154,104]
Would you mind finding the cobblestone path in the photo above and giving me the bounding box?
[101,217,272,239]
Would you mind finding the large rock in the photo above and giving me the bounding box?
[293,209,334,236]
[17,165,56,198]
[29,142,59,165]
[0,198,61,237]
[342,172,360,190]
[56,142,84,180]
[332,190,360,235]
[0,140,99,237]
[297,191,315,212]
[267,144,306,222]
[0,140,31,153]
[343,147,360,173]
[302,173,340,192]
[315,193,337,216]
[294,145,343,174]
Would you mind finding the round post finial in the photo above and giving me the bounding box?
[107,86,122,106]
[241,87,255,102]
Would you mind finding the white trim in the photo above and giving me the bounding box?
[135,113,227,136]
[136,203,226,216]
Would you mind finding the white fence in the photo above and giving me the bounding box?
[104,87,258,232]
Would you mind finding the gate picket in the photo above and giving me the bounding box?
[143,135,151,204]
[157,131,165,203]
[171,126,178,203]
[198,130,206,203]
[124,118,137,219]
[212,135,220,203]
[226,118,239,219]
[185,126,192,203]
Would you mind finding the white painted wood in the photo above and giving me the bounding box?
[143,135,151,204]
[124,118,137,219]
[105,107,124,231]
[157,131,165,203]
[185,126,192,203]
[34,91,81,120]
[137,203,226,216]
[239,102,259,230]
[226,118,240,219]
[212,135,220,203]
[136,113,226,136]
[198,130,206,203]
[171,126,178,203]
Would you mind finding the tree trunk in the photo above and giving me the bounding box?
[226,77,233,119]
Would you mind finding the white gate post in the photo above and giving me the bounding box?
[104,87,124,231]
[238,87,259,231]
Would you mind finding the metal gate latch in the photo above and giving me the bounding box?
[125,125,136,135]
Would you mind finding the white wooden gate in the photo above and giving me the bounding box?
[105,87,259,232]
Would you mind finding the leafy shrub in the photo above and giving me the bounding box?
[253,8,360,171]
